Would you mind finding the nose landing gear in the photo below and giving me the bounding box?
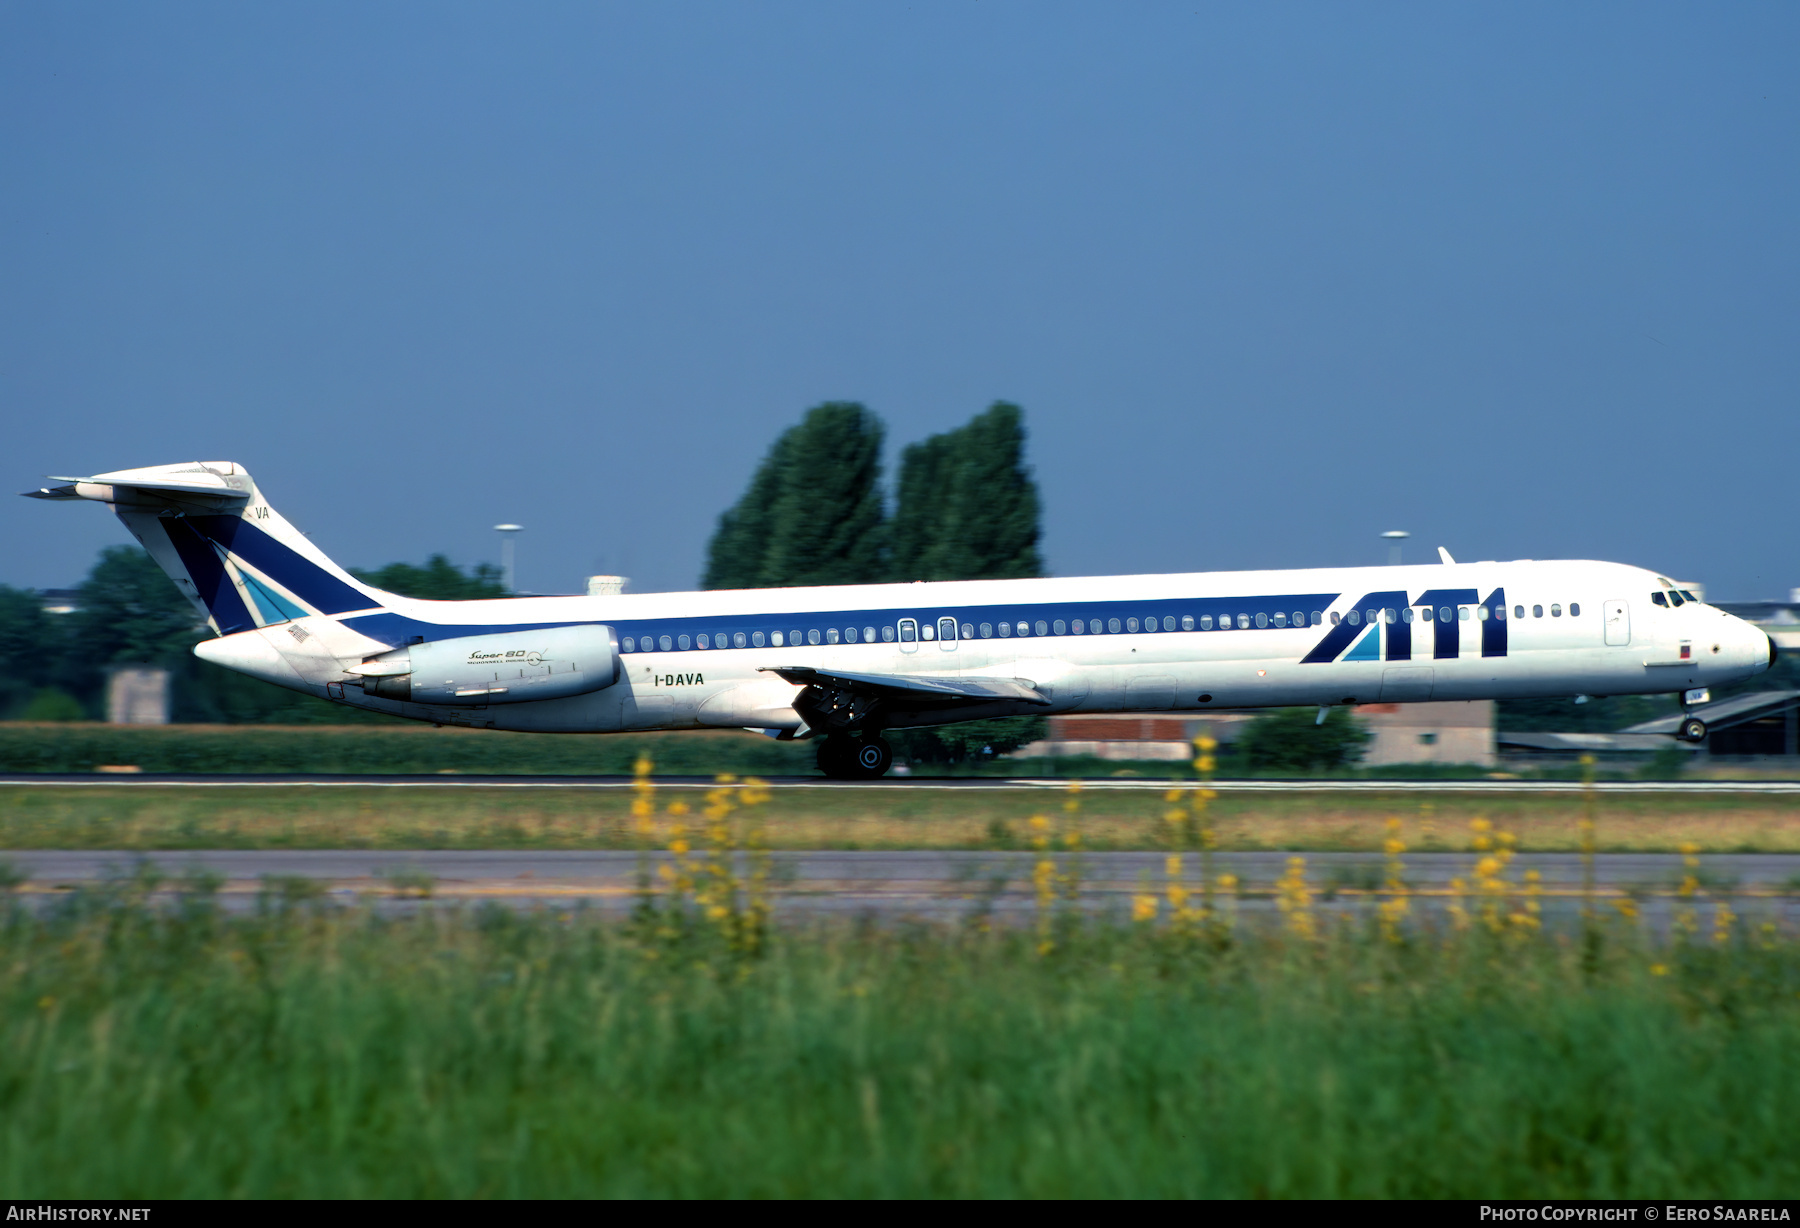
[816,734,895,779]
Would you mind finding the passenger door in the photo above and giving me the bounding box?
[1603,600,1630,647]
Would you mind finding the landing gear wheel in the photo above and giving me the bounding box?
[1678,717,1707,743]
[849,736,893,779]
[816,736,855,779]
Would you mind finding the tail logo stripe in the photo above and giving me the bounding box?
[188,516,371,615]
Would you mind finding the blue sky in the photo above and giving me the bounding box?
[3,2,1796,598]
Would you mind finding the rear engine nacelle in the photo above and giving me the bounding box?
[352,624,619,705]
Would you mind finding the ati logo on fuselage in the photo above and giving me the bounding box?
[656,673,704,687]
[1303,588,1508,664]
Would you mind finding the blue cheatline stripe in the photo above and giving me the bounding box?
[338,593,1339,653]
[341,612,596,649]
[162,519,257,635]
[611,593,1338,654]
[188,516,372,616]
[1343,625,1381,661]
[239,571,309,625]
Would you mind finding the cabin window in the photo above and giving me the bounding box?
[1550,604,1562,618]
[899,620,917,643]
[1514,605,1525,619]
[1072,620,1086,635]
[1384,608,1397,624]
[698,634,712,649]
[1436,606,1450,623]
[678,635,691,650]
[1018,621,1032,636]
[939,619,958,642]
[1421,607,1434,622]
[863,626,876,642]
[1053,619,1067,635]
[751,632,765,647]
[808,629,821,645]
[1201,615,1215,630]
[1311,611,1323,625]
[881,625,895,642]
[1108,618,1121,633]
[659,635,673,651]
[1532,605,1543,618]
[845,627,858,643]
[1458,607,1470,621]
[979,622,993,638]
[1346,610,1359,626]
[1181,615,1194,631]
[998,621,1012,638]
[1162,616,1174,631]
[1273,612,1288,627]
[1330,612,1340,626]
[1476,607,1489,621]
[1141,614,1156,631]
[789,629,802,645]
[961,623,974,639]
[623,637,635,651]
[1029,620,1043,636]
[1401,608,1415,624]
[1570,603,1580,617]
[921,624,935,641]
[826,628,839,645]
[771,631,785,647]
[1233,614,1246,629]
[1291,612,1304,627]
[733,632,747,648]
[1494,605,1506,620]
[1126,617,1139,633]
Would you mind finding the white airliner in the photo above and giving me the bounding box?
[28,462,1776,777]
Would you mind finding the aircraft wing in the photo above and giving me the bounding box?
[759,665,1051,707]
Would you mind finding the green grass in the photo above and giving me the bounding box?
[4,782,1797,852]
[4,890,1798,1197]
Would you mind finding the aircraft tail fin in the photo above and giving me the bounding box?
[24,462,390,636]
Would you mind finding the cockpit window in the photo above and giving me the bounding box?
[1668,591,1685,607]
[1678,590,1699,604]
[1651,592,1668,607]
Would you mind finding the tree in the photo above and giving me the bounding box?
[1234,707,1371,774]
[890,401,1042,583]
[885,403,1046,763]
[0,585,66,719]
[702,402,888,589]
[354,556,505,601]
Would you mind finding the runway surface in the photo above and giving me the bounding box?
[11,848,1799,925]
[4,773,1800,794]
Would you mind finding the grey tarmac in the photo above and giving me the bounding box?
[8,848,1799,926]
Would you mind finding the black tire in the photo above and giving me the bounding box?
[849,736,893,779]
[1679,717,1707,743]
[816,736,856,779]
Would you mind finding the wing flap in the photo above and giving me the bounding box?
[759,665,1050,706]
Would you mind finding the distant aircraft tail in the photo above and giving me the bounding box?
[24,462,391,635]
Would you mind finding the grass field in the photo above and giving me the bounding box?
[3,885,1797,1198]
[2,782,1798,852]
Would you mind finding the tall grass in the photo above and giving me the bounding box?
[3,886,1797,1197]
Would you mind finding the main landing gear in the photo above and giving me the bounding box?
[1677,716,1708,743]
[816,734,894,780]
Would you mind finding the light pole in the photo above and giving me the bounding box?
[1381,530,1409,566]
[494,524,523,593]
